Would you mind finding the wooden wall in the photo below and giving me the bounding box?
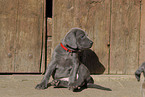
[0,0,45,73]
[110,0,140,74]
[52,0,142,74]
[140,0,145,65]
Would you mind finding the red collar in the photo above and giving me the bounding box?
[60,43,76,53]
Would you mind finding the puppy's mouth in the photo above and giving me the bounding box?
[78,45,93,50]
[80,42,93,49]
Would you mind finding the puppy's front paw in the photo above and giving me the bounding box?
[135,71,141,81]
[135,73,140,81]
[35,82,47,90]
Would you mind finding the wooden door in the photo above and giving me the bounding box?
[0,0,45,73]
[140,0,145,65]
[53,0,110,74]
[53,0,141,74]
[110,0,141,74]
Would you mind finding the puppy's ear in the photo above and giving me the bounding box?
[63,29,77,49]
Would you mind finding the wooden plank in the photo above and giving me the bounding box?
[84,0,111,74]
[0,0,18,72]
[53,0,75,50]
[53,0,110,74]
[139,0,145,65]
[47,18,52,65]
[41,0,46,74]
[110,0,141,74]
[14,0,44,72]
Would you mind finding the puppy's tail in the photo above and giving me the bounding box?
[87,83,112,91]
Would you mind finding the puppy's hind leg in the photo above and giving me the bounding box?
[50,79,69,88]
[69,64,91,89]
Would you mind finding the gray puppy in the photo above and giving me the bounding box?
[135,62,145,97]
[35,28,94,91]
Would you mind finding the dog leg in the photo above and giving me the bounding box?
[35,60,57,89]
[68,64,90,91]
[68,53,80,89]
[50,80,69,87]
[135,62,145,81]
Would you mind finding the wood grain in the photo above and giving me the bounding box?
[0,0,18,72]
[139,0,145,65]
[0,0,44,73]
[47,18,52,65]
[110,0,141,74]
[14,0,44,72]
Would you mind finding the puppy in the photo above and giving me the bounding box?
[135,62,145,97]
[35,28,94,91]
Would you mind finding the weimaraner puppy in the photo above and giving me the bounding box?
[35,28,93,91]
[135,62,145,97]
[35,28,111,92]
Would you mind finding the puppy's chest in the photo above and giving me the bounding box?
[59,54,74,66]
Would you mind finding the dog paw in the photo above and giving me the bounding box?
[50,80,60,86]
[68,83,78,91]
[135,74,140,81]
[35,82,47,90]
[135,71,141,81]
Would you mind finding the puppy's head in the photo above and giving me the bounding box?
[62,28,93,50]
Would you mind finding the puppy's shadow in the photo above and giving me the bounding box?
[78,49,105,74]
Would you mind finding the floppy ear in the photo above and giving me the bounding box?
[63,29,77,49]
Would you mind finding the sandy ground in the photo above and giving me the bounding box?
[0,75,142,97]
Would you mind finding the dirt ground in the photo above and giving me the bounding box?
[0,75,142,97]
